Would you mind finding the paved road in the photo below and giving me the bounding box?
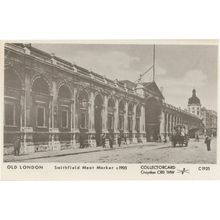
[23,138,217,163]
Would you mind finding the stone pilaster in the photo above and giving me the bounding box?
[88,91,96,147]
[114,98,119,145]
[168,114,171,134]
[131,104,137,143]
[102,94,108,134]
[72,88,79,148]
[164,112,169,141]
[49,81,60,151]
[101,95,109,147]
[140,104,146,143]
[124,101,129,143]
[20,72,34,154]
[159,111,165,141]
[70,99,77,148]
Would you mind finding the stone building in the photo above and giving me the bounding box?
[4,43,202,155]
[187,88,217,137]
[201,108,217,136]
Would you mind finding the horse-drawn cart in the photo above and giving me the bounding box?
[171,124,189,147]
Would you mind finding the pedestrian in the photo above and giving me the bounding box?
[102,133,106,148]
[109,134,114,149]
[204,135,211,151]
[118,134,121,147]
[124,135,127,145]
[79,133,84,148]
[158,134,161,143]
[196,133,200,142]
[163,134,167,143]
[14,134,21,156]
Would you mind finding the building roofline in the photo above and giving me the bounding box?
[163,102,201,119]
[5,43,145,100]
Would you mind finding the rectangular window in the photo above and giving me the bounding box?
[108,115,114,130]
[119,116,124,130]
[37,107,45,127]
[80,112,87,129]
[128,117,132,131]
[61,110,68,128]
[136,118,140,131]
[5,103,15,126]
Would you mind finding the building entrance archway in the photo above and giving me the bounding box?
[145,97,162,141]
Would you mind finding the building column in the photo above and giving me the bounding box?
[140,104,146,143]
[49,80,60,151]
[102,94,108,134]
[20,72,34,154]
[160,111,165,141]
[169,114,172,134]
[170,114,173,133]
[72,87,80,148]
[70,98,77,148]
[132,104,138,144]
[114,98,119,145]
[102,95,109,147]
[88,91,96,147]
[165,112,169,141]
[124,101,129,143]
[172,115,175,129]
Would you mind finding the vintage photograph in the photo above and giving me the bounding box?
[3,42,218,163]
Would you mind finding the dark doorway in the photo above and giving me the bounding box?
[145,98,162,141]
[94,94,103,146]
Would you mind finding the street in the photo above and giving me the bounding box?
[22,138,217,164]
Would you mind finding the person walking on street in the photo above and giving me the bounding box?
[118,134,121,147]
[14,134,21,156]
[124,135,127,145]
[79,133,84,148]
[205,135,211,151]
[109,134,113,149]
[196,133,200,142]
[102,133,106,148]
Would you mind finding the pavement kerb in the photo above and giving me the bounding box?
[4,142,163,162]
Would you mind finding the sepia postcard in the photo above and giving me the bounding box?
[0,40,219,180]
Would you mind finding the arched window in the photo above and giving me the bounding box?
[32,77,50,128]
[58,85,72,130]
[107,98,115,132]
[78,91,89,129]
[58,85,71,99]
[119,100,125,131]
[4,69,23,147]
[32,77,50,94]
[5,69,22,89]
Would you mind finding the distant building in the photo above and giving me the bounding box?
[187,88,217,137]
[201,108,217,136]
[188,89,201,118]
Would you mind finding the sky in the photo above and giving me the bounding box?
[33,43,218,111]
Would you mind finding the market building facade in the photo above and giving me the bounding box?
[4,43,202,155]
